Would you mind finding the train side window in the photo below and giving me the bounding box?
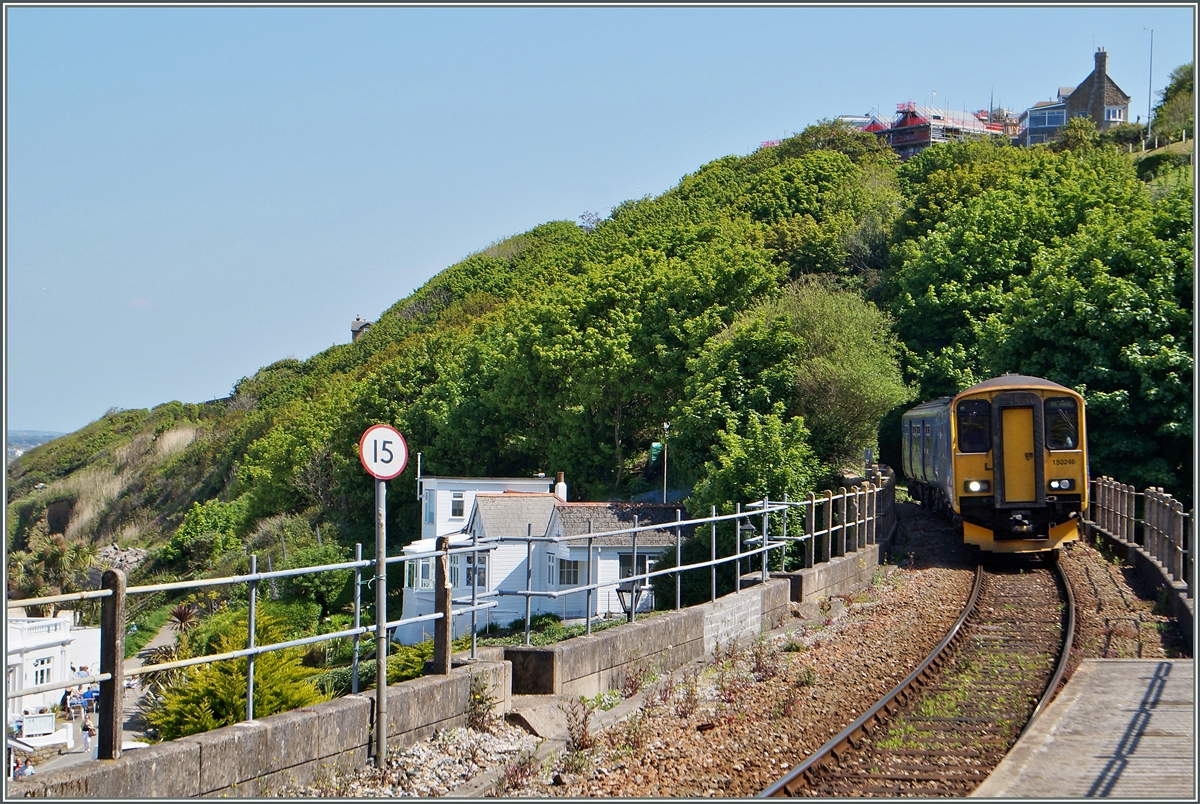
[1045,397,1079,449]
[956,400,991,453]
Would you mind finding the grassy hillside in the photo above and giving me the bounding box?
[7,119,1192,614]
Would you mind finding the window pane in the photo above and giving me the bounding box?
[423,490,435,524]
[451,492,464,518]
[956,400,991,453]
[1045,397,1079,450]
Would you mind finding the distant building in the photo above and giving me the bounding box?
[836,113,891,134]
[1018,48,1132,146]
[351,316,373,342]
[876,102,1000,161]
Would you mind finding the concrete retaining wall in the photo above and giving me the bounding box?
[1084,524,1194,654]
[505,579,790,698]
[9,660,510,799]
[775,542,890,604]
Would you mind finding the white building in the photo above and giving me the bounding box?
[6,611,101,720]
[417,473,556,542]
[395,475,688,644]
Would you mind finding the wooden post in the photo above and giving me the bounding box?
[837,488,848,558]
[805,493,816,569]
[821,491,833,564]
[1171,500,1185,584]
[98,569,126,760]
[432,536,453,674]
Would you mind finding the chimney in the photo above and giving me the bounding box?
[1091,47,1108,128]
[554,471,567,501]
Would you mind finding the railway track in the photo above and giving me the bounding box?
[762,556,1075,797]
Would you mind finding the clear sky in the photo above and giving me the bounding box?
[5,4,1195,434]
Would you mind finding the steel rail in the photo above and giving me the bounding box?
[1017,556,1076,740]
[760,565,985,797]
[761,557,1076,797]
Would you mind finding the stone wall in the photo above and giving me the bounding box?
[775,541,891,604]
[505,579,790,698]
[9,660,510,798]
[1083,523,1194,654]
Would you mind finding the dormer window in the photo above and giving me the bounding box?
[1105,107,1124,122]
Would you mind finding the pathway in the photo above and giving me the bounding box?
[35,623,177,774]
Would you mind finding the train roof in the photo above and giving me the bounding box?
[956,374,1078,397]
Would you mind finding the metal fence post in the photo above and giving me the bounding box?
[374,477,387,770]
[98,568,126,760]
[710,506,717,603]
[352,543,361,694]
[630,515,639,623]
[675,509,682,611]
[735,504,742,594]
[471,531,479,660]
[761,496,769,583]
[781,493,789,571]
[586,520,594,636]
[246,554,257,721]
[524,524,533,646]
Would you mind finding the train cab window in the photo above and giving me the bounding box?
[1045,397,1079,450]
[956,400,991,453]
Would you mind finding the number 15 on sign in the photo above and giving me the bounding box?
[359,424,408,480]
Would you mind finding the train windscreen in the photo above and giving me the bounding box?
[956,399,991,453]
[1045,397,1079,449]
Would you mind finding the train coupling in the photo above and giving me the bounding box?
[1009,511,1033,533]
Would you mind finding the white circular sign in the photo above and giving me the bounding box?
[359,424,408,480]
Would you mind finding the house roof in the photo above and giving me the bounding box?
[469,492,559,539]
[891,104,992,133]
[554,502,694,546]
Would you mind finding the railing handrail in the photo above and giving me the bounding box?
[5,469,897,765]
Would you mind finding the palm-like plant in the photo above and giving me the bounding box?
[167,603,199,632]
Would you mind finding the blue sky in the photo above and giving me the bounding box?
[5,5,1195,434]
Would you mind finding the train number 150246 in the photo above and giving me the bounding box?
[1052,458,1077,466]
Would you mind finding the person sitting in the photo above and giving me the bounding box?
[15,759,34,779]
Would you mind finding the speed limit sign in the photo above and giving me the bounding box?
[359,424,408,480]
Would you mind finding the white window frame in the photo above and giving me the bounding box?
[450,491,465,518]
[419,558,433,590]
[558,558,580,586]
[423,490,435,524]
[32,657,52,686]
[548,553,556,586]
[1105,106,1124,122]
[466,552,487,589]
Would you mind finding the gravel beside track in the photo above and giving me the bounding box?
[275,503,1188,798]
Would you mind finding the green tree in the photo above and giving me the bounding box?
[1153,62,1194,140]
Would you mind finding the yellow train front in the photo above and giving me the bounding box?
[900,374,1088,553]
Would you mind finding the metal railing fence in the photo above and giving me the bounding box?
[5,465,895,761]
[1086,476,1192,598]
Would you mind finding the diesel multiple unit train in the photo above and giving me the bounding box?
[901,374,1088,554]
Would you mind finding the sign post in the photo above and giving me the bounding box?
[359,424,408,770]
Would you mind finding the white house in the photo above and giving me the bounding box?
[417,473,556,542]
[394,475,690,644]
[6,610,100,757]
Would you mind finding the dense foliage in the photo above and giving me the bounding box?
[7,85,1193,618]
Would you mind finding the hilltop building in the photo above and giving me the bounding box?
[351,316,373,342]
[1017,48,1131,146]
[877,102,1004,161]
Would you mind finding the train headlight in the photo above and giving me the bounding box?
[964,480,991,493]
[1049,478,1075,491]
